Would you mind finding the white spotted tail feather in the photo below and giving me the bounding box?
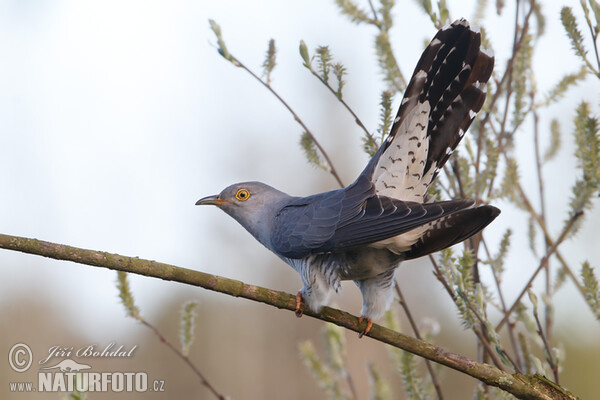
[366,18,494,202]
[361,19,495,254]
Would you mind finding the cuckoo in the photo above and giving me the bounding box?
[197,19,499,336]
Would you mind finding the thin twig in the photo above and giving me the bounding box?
[532,110,546,226]
[429,255,457,300]
[139,319,226,399]
[233,56,345,188]
[496,210,584,331]
[531,103,553,342]
[455,282,514,371]
[344,369,359,400]
[437,179,454,199]
[307,69,377,145]
[531,310,560,384]
[367,0,379,24]
[460,288,521,373]
[370,21,406,90]
[0,232,581,399]
[443,164,459,198]
[478,1,536,198]
[582,8,600,76]
[508,157,588,297]
[474,1,522,186]
[394,281,444,400]
[451,159,466,199]
[486,0,537,198]
[494,133,588,301]
[337,346,359,400]
[481,238,525,372]
[428,256,507,371]
[471,325,507,371]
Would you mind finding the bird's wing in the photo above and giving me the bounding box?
[359,19,494,202]
[270,176,473,259]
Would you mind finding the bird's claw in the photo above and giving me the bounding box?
[358,316,373,338]
[295,292,303,317]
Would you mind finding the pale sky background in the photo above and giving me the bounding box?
[1,0,599,351]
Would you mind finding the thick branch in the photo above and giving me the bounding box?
[0,233,579,400]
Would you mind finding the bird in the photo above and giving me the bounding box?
[196,19,499,337]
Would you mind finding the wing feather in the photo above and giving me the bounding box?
[270,177,474,259]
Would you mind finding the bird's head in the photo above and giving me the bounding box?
[196,182,292,247]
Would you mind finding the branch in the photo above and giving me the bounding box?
[509,159,589,298]
[428,254,509,371]
[234,58,345,188]
[367,0,379,24]
[116,271,225,398]
[531,306,559,384]
[496,210,584,331]
[209,20,344,188]
[140,319,225,399]
[306,67,376,145]
[481,238,525,372]
[485,0,536,198]
[0,233,580,400]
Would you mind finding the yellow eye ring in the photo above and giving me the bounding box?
[235,189,251,201]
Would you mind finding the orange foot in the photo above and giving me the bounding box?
[358,316,373,338]
[295,292,303,317]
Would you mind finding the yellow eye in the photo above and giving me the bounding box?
[235,189,250,201]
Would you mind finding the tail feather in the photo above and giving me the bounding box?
[403,205,500,260]
[366,19,495,202]
[425,47,494,179]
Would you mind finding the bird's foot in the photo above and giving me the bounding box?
[295,292,303,317]
[358,316,373,338]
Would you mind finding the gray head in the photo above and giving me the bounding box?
[196,182,292,248]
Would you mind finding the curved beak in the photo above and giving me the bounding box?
[195,195,232,206]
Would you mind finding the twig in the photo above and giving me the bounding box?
[582,8,600,77]
[460,289,521,373]
[532,108,546,224]
[428,256,507,371]
[367,0,379,25]
[232,57,345,188]
[508,157,588,298]
[481,238,525,372]
[344,368,358,400]
[307,69,377,145]
[139,319,226,400]
[436,179,454,199]
[485,0,536,199]
[476,0,535,198]
[496,210,583,331]
[210,21,344,187]
[531,309,559,384]
[429,255,456,301]
[443,165,459,198]
[224,57,345,188]
[0,232,580,400]
[394,281,444,400]
[531,104,553,342]
[451,159,466,199]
